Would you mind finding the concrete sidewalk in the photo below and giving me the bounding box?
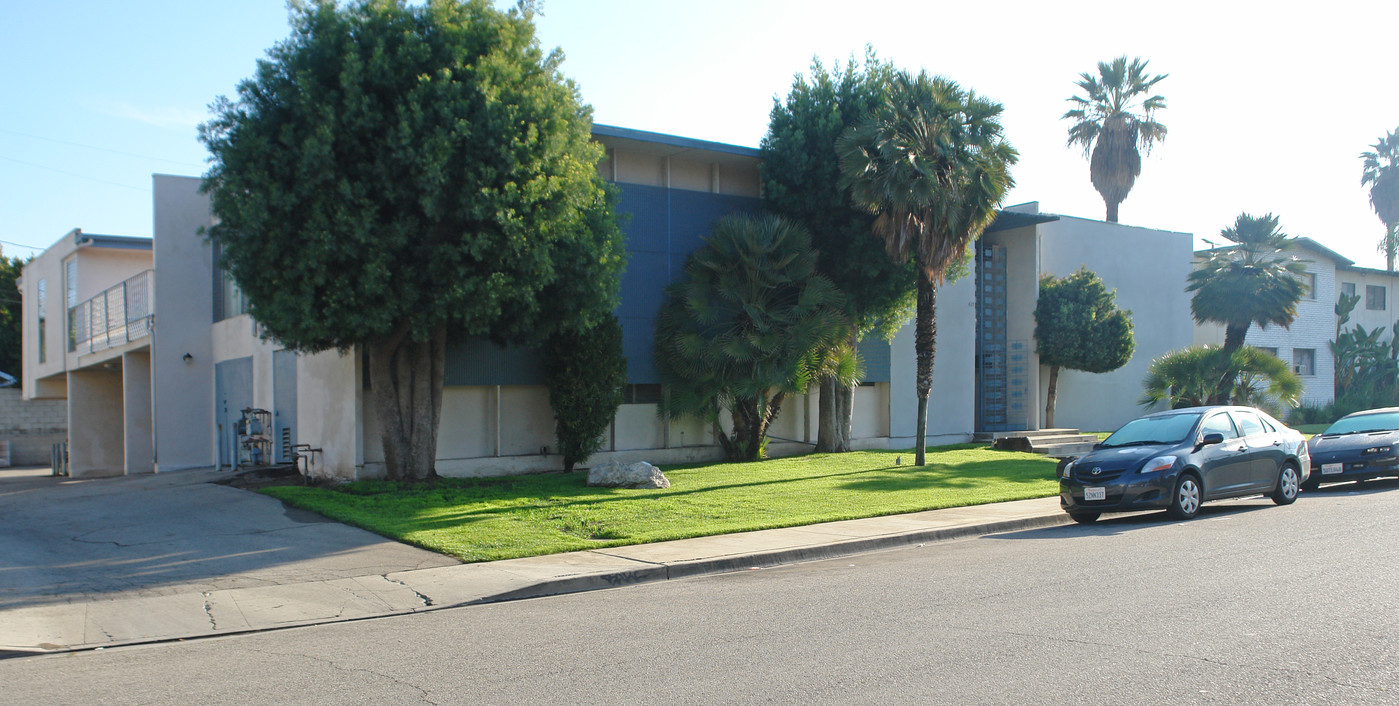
[0,474,1069,656]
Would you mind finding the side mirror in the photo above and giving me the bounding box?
[1199,432,1224,448]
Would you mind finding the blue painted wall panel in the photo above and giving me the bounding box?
[444,183,767,387]
[444,338,546,386]
[856,336,892,383]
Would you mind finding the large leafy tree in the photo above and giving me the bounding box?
[654,214,847,462]
[761,50,916,453]
[1062,56,1167,223]
[1361,128,1399,270]
[1034,268,1134,428]
[837,70,1017,466]
[0,253,23,380]
[200,0,625,481]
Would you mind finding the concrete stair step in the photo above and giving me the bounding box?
[973,428,1082,442]
[1026,434,1098,448]
[1035,441,1097,458]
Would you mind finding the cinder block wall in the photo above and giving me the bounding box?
[0,388,68,466]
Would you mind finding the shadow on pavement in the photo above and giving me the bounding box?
[0,469,456,611]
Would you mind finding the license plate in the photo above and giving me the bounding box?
[1084,487,1106,501]
[1322,463,1343,475]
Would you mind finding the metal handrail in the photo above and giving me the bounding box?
[68,269,154,355]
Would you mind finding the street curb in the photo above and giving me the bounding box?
[470,512,1072,604]
[1,508,1071,658]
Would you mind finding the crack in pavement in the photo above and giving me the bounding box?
[202,592,218,630]
[382,575,434,608]
[249,648,438,704]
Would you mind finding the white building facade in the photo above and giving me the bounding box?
[25,127,1199,480]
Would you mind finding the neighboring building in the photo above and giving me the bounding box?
[1193,238,1399,408]
[18,229,154,477]
[26,126,1198,480]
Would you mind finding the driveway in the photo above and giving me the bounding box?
[0,467,458,611]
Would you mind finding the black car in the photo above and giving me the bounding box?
[1059,406,1310,523]
[1304,407,1399,490]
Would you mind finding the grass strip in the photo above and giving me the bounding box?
[262,445,1060,562]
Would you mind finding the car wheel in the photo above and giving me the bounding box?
[1167,473,1202,520]
[1272,463,1299,505]
[1069,511,1100,524]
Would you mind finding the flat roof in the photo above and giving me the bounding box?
[592,124,761,158]
[74,232,152,251]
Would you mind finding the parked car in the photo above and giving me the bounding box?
[1304,407,1399,490]
[1059,406,1310,523]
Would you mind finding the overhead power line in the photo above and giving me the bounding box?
[0,155,150,192]
[0,127,204,169]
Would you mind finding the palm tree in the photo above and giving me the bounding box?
[1187,213,1308,353]
[654,213,849,462]
[1140,346,1300,410]
[1062,56,1167,223]
[1186,213,1308,403]
[1361,128,1399,270]
[837,70,1018,465]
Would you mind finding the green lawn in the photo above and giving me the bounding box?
[262,445,1060,563]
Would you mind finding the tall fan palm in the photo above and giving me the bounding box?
[1361,128,1399,271]
[1186,213,1308,402]
[837,70,1018,465]
[1062,56,1167,223]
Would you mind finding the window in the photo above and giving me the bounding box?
[622,384,662,404]
[221,269,247,319]
[1367,285,1386,310]
[37,279,46,364]
[1302,272,1316,300]
[65,259,77,351]
[1293,348,1316,376]
[1341,282,1356,299]
[1200,413,1238,440]
[1259,346,1278,358]
[1231,410,1266,437]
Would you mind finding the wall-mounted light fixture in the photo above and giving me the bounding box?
[182,353,193,363]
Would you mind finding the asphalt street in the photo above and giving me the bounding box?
[5,479,1397,704]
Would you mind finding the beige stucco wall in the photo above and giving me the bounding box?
[296,349,361,480]
[889,269,978,447]
[599,138,761,198]
[1038,216,1194,431]
[67,367,125,478]
[121,350,153,474]
[152,174,216,472]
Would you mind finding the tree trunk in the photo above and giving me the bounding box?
[1105,200,1119,223]
[368,324,446,482]
[726,391,786,462]
[914,278,937,466]
[815,377,854,453]
[1211,323,1250,404]
[1044,364,1060,429]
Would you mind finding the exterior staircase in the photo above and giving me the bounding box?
[974,428,1098,459]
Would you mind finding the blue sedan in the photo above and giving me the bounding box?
[1060,406,1310,523]
[1304,407,1399,490]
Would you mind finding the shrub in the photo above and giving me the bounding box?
[543,315,627,472]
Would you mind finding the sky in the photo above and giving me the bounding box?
[3,0,1397,270]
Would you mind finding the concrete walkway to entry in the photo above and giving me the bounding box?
[0,466,1069,656]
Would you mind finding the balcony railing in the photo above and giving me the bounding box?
[68,269,154,355]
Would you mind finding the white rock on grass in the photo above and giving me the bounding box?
[586,461,670,489]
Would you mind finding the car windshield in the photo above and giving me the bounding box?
[1101,413,1201,448]
[1322,411,1399,435]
